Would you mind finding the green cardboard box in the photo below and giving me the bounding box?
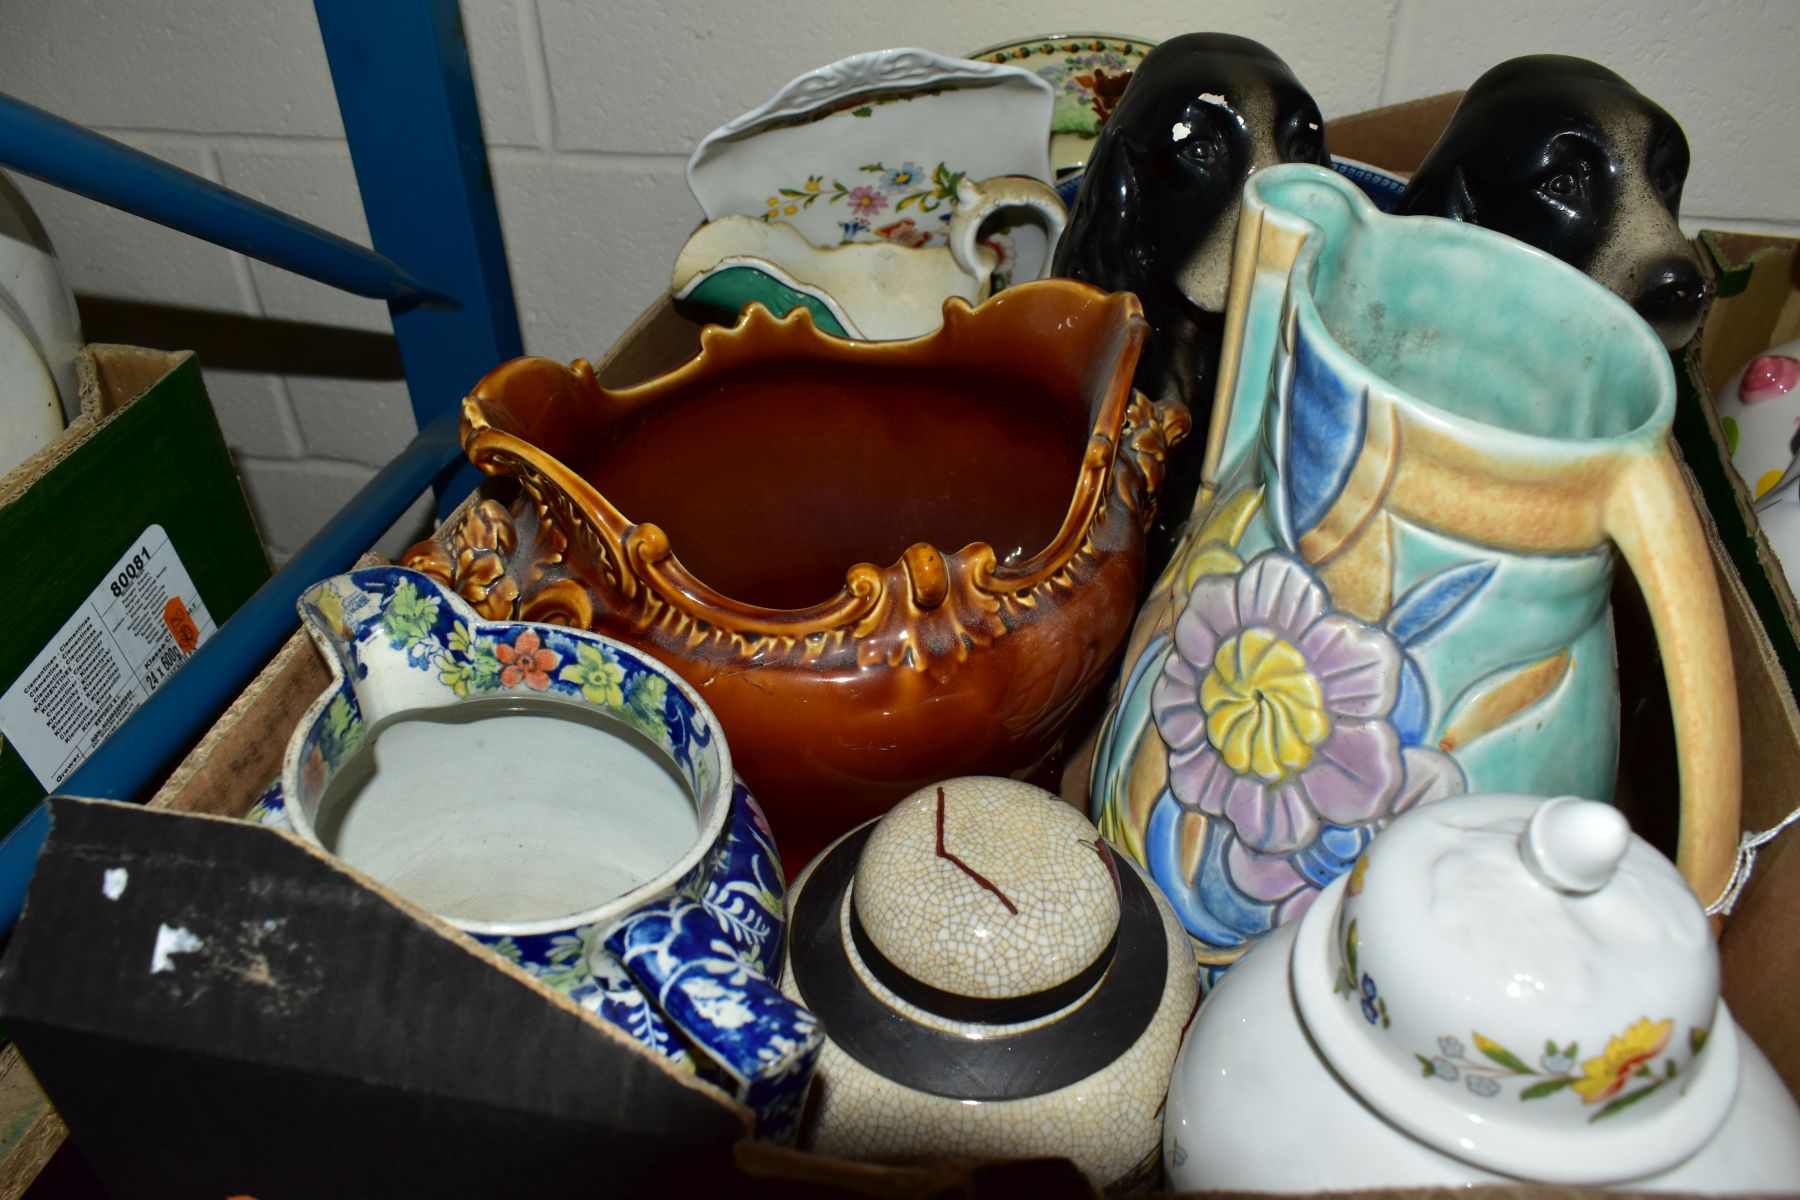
[0,346,269,834]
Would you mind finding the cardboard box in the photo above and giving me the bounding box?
[0,346,270,836]
[0,346,269,1196]
[3,101,1799,1199]
[1671,233,1800,689]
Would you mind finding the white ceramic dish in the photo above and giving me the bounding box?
[0,290,64,480]
[0,172,83,419]
[672,175,1067,340]
[686,47,1055,261]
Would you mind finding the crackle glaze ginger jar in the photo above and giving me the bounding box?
[781,776,1198,1191]
[1086,163,1740,979]
[404,282,1190,872]
[254,566,820,1139]
[1164,794,1800,1192]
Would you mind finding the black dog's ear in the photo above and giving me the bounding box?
[1051,130,1147,287]
[1398,161,1479,225]
[1440,164,1479,224]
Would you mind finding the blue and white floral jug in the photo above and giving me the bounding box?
[253,566,821,1138]
[1089,164,1740,981]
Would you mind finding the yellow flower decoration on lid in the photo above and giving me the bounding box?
[1573,1017,1674,1105]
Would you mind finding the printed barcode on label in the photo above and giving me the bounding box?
[0,526,216,789]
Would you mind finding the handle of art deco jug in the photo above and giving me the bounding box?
[1604,449,1742,912]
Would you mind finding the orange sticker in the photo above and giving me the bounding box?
[163,595,201,654]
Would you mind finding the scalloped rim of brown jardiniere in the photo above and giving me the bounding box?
[455,281,1155,644]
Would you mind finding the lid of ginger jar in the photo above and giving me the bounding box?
[786,776,1178,1098]
[1290,793,1739,1185]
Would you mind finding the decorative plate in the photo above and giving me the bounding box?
[686,47,1054,252]
[1328,156,1409,212]
[966,34,1158,176]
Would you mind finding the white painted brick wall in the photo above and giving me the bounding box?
[3,0,1796,563]
[12,136,255,313]
[213,145,394,333]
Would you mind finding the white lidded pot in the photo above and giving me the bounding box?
[1165,793,1800,1192]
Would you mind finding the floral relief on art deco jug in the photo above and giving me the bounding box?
[404,282,1189,871]
[1087,164,1740,979]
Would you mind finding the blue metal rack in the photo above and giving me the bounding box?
[0,0,523,928]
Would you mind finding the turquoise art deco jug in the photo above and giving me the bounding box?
[1087,164,1740,980]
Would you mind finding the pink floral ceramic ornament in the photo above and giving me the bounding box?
[1711,338,1800,499]
[1742,353,1800,400]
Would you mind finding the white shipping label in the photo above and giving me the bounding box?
[0,525,215,790]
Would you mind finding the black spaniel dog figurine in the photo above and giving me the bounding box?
[1053,34,1328,576]
[1397,55,1709,351]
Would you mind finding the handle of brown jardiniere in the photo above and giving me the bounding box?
[1120,393,1194,530]
[1604,447,1741,913]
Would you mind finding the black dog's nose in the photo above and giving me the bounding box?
[1635,258,1711,327]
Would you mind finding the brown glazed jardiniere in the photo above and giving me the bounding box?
[403,282,1187,868]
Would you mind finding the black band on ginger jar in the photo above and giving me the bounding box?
[788,824,1168,1101]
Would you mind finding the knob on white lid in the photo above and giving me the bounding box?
[1519,795,1632,895]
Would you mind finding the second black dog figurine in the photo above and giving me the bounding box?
[1397,54,1709,351]
[1053,34,1328,578]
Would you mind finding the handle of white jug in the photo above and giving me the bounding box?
[603,780,819,1141]
[606,896,822,1142]
[1603,449,1742,914]
[947,175,1068,292]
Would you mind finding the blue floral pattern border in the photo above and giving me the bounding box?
[261,566,820,1138]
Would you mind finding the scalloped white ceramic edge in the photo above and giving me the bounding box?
[686,47,1055,222]
[1290,868,1741,1185]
